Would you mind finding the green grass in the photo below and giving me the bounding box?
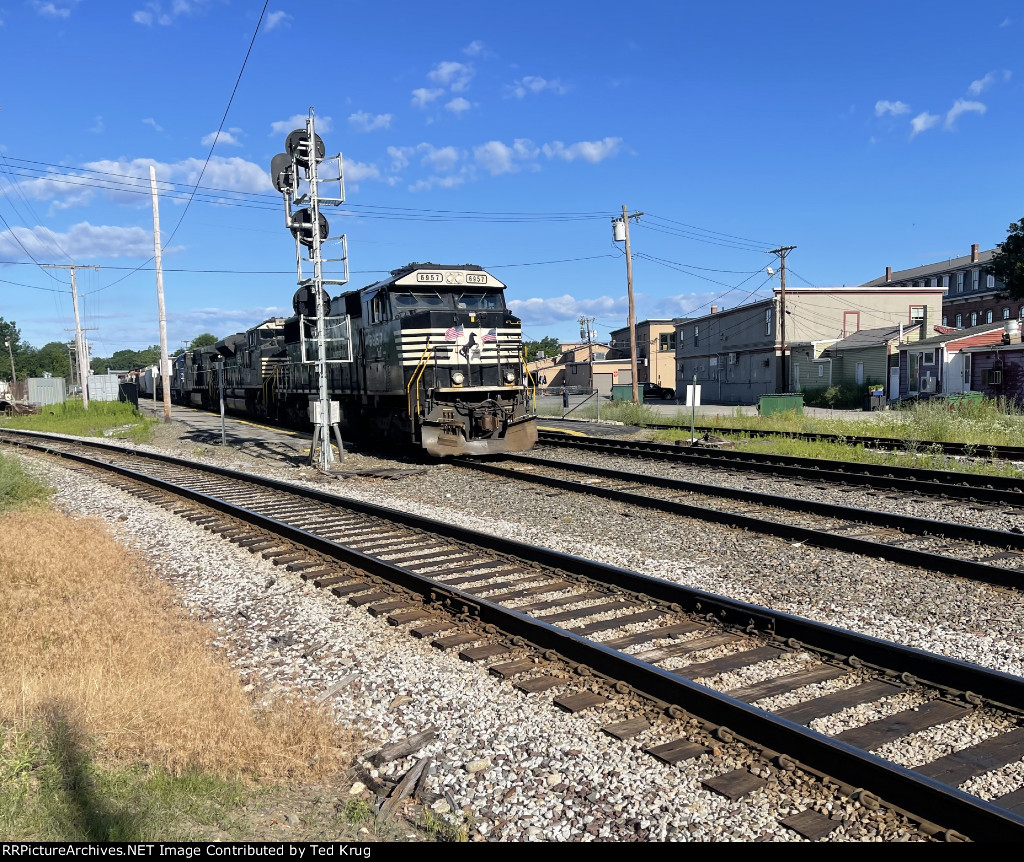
[0,453,52,513]
[538,399,674,427]
[0,401,154,443]
[0,721,250,842]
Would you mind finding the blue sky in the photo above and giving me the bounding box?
[0,1,1021,358]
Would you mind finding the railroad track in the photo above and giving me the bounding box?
[639,422,1024,462]
[453,453,1024,591]
[537,430,1024,505]
[5,428,1024,841]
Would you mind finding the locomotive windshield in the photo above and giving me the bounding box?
[455,292,503,310]
[392,291,449,310]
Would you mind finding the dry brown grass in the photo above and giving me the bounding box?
[0,508,357,781]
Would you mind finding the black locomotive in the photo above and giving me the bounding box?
[146,263,538,456]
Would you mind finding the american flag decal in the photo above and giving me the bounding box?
[482,328,497,342]
[445,324,464,341]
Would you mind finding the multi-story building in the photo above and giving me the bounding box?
[606,319,683,391]
[862,243,1017,329]
[674,287,944,404]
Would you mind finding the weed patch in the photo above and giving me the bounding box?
[0,401,155,443]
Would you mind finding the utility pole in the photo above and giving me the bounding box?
[578,315,595,393]
[613,207,644,403]
[768,245,796,393]
[43,263,99,409]
[4,338,15,398]
[150,165,172,423]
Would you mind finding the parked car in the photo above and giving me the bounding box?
[641,381,675,401]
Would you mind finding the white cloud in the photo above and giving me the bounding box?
[909,112,940,137]
[427,61,474,92]
[142,118,164,132]
[473,139,539,175]
[387,146,414,172]
[33,1,78,18]
[507,294,626,325]
[348,111,392,133]
[463,40,487,56]
[0,222,173,260]
[89,116,105,134]
[264,10,290,31]
[968,72,996,96]
[343,160,380,183]
[201,130,242,147]
[945,99,986,129]
[421,145,461,172]
[445,97,471,115]
[410,88,444,109]
[1000,17,1011,27]
[132,0,214,27]
[874,99,910,117]
[542,137,622,163]
[410,174,467,192]
[269,114,333,135]
[505,76,568,99]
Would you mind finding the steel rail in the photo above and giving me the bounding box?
[537,430,1024,505]
[454,455,1024,590]
[5,429,1024,840]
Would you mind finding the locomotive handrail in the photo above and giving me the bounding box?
[521,348,537,403]
[406,343,434,419]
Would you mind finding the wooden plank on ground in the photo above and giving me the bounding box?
[459,644,510,663]
[540,600,629,624]
[515,675,565,694]
[387,608,433,626]
[575,609,664,637]
[601,718,651,740]
[516,591,605,613]
[702,769,767,800]
[431,632,479,650]
[331,582,373,597]
[994,784,1024,817]
[410,622,451,639]
[644,739,706,765]
[484,580,569,602]
[912,727,1024,786]
[834,700,969,750]
[602,621,704,649]
[348,591,393,607]
[634,632,739,664]
[489,659,539,679]
[679,646,784,680]
[775,680,902,725]
[554,692,608,713]
[780,809,839,841]
[725,665,847,703]
[367,600,418,618]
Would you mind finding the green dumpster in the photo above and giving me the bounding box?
[611,384,633,402]
[759,393,804,416]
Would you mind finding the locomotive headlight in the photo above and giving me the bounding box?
[451,371,465,386]
[503,371,516,384]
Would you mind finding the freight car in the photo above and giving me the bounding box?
[160,263,538,456]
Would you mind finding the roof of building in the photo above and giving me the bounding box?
[862,249,997,286]
[897,322,1004,348]
[826,323,921,352]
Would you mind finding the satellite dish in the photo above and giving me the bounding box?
[270,152,296,194]
[289,208,329,248]
[292,285,331,317]
[285,128,325,169]
[766,266,775,276]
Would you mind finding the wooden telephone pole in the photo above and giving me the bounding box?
[149,165,172,423]
[42,263,99,409]
[614,207,644,403]
[768,246,796,393]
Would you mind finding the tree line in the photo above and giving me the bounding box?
[0,319,218,383]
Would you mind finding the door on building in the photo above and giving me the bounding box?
[888,366,900,401]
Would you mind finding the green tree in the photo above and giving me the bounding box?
[991,216,1024,300]
[188,333,218,349]
[0,318,30,383]
[524,336,561,363]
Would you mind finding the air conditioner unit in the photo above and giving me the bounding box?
[920,376,937,393]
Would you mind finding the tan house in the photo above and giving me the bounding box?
[674,286,945,404]
[607,319,682,390]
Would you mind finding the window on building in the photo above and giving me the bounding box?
[1004,308,1011,320]
[593,352,606,361]
[957,272,964,292]
[971,312,978,326]
[956,313,963,328]
[942,316,948,326]
[987,273,996,289]
[910,306,925,322]
[818,364,824,377]
[973,270,979,291]
[942,275,950,291]
[659,332,676,352]
[986,310,993,324]
[764,308,772,336]
[693,325,699,345]
[963,353,972,390]
[922,350,935,364]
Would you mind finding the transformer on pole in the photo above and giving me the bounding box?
[270,107,351,471]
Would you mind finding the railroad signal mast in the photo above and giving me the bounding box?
[270,108,350,470]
